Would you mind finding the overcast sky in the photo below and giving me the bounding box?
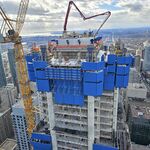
[0,0,150,35]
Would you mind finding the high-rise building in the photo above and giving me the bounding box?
[11,101,31,150]
[0,84,18,145]
[0,84,18,108]
[0,53,7,87]
[1,51,13,85]
[27,37,132,150]
[0,108,14,144]
[7,49,18,89]
[11,93,41,150]
[143,40,150,71]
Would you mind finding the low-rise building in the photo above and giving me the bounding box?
[127,83,147,100]
[128,100,150,145]
[0,138,17,150]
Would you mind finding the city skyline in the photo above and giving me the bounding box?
[0,0,150,35]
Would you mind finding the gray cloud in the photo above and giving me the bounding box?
[124,3,143,12]
[0,0,149,35]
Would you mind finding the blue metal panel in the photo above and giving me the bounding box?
[84,71,104,82]
[25,55,33,62]
[30,133,52,150]
[33,61,48,69]
[30,142,52,150]
[35,70,47,79]
[117,56,132,65]
[28,71,36,82]
[83,82,103,96]
[46,67,81,80]
[27,63,34,71]
[93,144,118,150]
[107,65,116,73]
[107,54,116,64]
[36,79,51,92]
[54,80,84,106]
[116,66,130,75]
[104,73,115,91]
[55,93,84,106]
[115,75,129,88]
[32,53,40,59]
[31,133,51,141]
[82,61,105,71]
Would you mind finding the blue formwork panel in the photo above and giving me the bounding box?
[82,61,105,71]
[83,82,103,96]
[31,133,52,141]
[54,93,84,106]
[28,71,36,82]
[84,71,104,82]
[30,142,52,150]
[107,54,116,64]
[93,144,118,150]
[46,68,81,80]
[115,75,129,88]
[35,70,47,79]
[54,79,84,106]
[32,53,40,59]
[104,73,115,91]
[116,66,130,75]
[27,63,34,71]
[30,133,52,150]
[107,65,116,73]
[25,55,33,62]
[54,92,63,104]
[33,61,47,69]
[36,79,51,92]
[117,56,132,65]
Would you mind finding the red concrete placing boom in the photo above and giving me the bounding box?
[64,1,111,36]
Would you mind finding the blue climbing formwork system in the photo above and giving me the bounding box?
[26,53,133,106]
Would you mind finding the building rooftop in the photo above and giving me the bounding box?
[127,83,147,99]
[0,138,17,150]
[129,100,150,120]
[132,143,150,150]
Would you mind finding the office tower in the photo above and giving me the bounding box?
[7,49,18,89]
[11,101,31,150]
[0,108,14,144]
[0,52,7,87]
[143,40,150,71]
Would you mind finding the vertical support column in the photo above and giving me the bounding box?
[113,88,119,132]
[38,92,43,120]
[47,92,58,150]
[88,96,95,150]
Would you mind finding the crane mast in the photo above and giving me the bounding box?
[0,0,35,134]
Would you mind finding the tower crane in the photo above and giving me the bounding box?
[64,1,111,37]
[0,0,35,134]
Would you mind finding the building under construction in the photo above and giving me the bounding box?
[26,1,133,150]
[0,1,134,150]
[26,33,133,150]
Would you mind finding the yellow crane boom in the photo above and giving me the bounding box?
[0,0,35,134]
